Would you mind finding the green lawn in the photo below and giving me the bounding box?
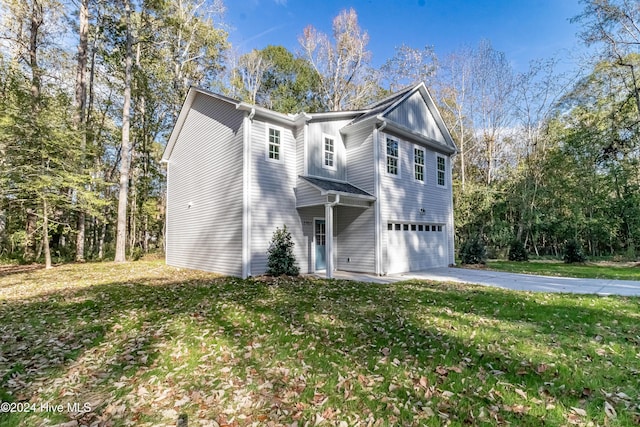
[482,260,640,281]
[1,260,639,426]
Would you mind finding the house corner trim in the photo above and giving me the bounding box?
[242,113,252,278]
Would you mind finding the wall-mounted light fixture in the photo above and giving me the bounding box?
[188,202,193,209]
[419,208,425,214]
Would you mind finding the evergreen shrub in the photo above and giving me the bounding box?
[508,240,528,262]
[267,225,300,276]
[563,239,586,264]
[459,235,487,265]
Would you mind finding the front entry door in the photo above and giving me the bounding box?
[315,219,326,270]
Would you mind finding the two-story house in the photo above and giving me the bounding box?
[161,82,457,279]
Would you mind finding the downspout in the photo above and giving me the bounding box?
[325,194,340,279]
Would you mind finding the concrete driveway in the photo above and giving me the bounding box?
[330,267,640,296]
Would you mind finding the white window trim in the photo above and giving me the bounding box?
[322,133,337,171]
[414,145,425,183]
[436,154,447,188]
[385,137,400,178]
[265,125,284,163]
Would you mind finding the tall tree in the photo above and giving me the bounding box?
[229,45,322,113]
[299,8,377,111]
[74,0,89,261]
[471,40,515,185]
[438,45,474,189]
[114,0,133,262]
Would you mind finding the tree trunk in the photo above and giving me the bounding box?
[42,197,51,268]
[0,208,6,249]
[75,0,89,261]
[27,0,43,263]
[25,208,37,260]
[114,0,133,262]
[98,220,106,260]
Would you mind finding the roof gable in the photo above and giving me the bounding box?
[382,85,456,152]
[385,90,444,142]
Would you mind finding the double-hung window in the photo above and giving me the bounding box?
[267,127,281,162]
[437,155,446,187]
[414,147,425,182]
[386,138,399,175]
[323,135,335,169]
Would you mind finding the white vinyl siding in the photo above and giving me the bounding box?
[336,206,375,272]
[165,93,244,276]
[385,90,450,146]
[378,131,454,271]
[251,120,306,275]
[306,119,350,180]
[345,127,375,193]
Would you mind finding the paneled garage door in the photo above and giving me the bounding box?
[386,223,448,274]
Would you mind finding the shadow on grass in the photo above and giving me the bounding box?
[0,271,639,426]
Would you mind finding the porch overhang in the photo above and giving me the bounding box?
[296,176,376,209]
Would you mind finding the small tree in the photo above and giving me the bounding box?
[459,235,487,265]
[508,239,528,262]
[267,225,299,276]
[564,239,586,264]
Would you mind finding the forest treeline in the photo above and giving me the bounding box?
[0,0,638,266]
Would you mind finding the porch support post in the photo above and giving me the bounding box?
[325,202,334,279]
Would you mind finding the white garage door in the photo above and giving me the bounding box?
[386,223,447,274]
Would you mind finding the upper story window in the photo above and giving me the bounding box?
[437,155,446,187]
[386,138,399,176]
[414,147,425,182]
[266,127,281,162]
[323,135,335,169]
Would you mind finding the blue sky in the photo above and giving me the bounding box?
[225,0,589,74]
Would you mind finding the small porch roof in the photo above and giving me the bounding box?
[299,176,375,200]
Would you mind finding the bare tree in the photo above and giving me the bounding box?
[299,8,376,111]
[471,40,515,185]
[238,49,272,104]
[381,44,437,91]
[438,46,474,189]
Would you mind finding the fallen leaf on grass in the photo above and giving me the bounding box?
[571,406,587,416]
[537,363,549,374]
[604,401,617,419]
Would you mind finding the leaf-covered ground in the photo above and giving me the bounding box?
[1,260,639,426]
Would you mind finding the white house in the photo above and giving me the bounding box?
[161,83,457,279]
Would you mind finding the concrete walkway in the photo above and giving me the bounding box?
[328,267,640,296]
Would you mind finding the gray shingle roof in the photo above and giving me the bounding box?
[300,176,374,198]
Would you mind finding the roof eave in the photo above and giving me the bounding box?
[236,102,308,126]
[383,121,457,155]
[162,87,200,162]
